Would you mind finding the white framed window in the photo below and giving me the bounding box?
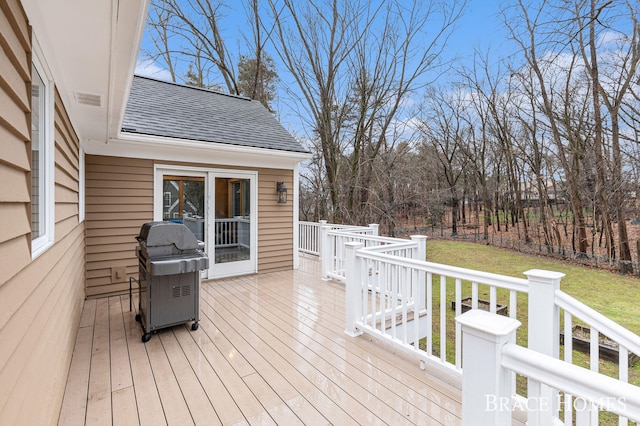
[31,40,55,258]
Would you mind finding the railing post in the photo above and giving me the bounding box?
[320,223,331,280]
[456,310,521,426]
[411,235,427,261]
[525,269,565,424]
[368,223,379,236]
[318,220,327,259]
[345,242,364,337]
[411,235,428,311]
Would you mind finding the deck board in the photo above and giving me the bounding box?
[232,282,437,423]
[121,297,166,426]
[172,328,246,425]
[158,330,220,426]
[209,278,424,425]
[144,333,194,426]
[59,257,465,425]
[226,272,462,422]
[85,298,112,426]
[58,325,93,425]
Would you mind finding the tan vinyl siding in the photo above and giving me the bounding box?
[85,157,295,296]
[257,168,294,272]
[0,2,85,424]
[85,155,154,298]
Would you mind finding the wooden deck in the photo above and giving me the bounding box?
[58,256,463,425]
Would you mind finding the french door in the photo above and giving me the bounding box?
[155,166,257,279]
[211,173,256,278]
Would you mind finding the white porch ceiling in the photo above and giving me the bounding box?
[21,0,149,145]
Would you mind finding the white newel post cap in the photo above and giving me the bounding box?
[456,309,521,343]
[523,269,565,284]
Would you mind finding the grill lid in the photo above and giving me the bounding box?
[137,221,199,251]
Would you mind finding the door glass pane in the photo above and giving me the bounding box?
[215,177,251,264]
[163,176,205,242]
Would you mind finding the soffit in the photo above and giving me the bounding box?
[21,0,149,145]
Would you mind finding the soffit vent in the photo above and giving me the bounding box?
[75,92,102,107]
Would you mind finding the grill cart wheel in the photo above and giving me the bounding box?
[141,333,151,343]
[191,322,199,331]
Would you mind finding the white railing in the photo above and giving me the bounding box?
[298,220,640,425]
[345,241,529,374]
[457,310,640,425]
[298,220,375,258]
[555,289,640,425]
[320,223,385,281]
[215,217,250,248]
[299,220,323,255]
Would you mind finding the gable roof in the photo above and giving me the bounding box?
[121,75,309,154]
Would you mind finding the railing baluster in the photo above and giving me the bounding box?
[402,266,409,344]
[455,278,462,369]
[509,290,517,319]
[590,326,599,372]
[590,326,600,425]
[366,259,373,330]
[440,274,447,363]
[564,310,573,426]
[391,263,398,340]
[620,345,629,426]
[509,288,517,404]
[412,267,419,348]
[379,259,385,330]
[490,286,497,314]
[427,272,433,356]
[380,261,387,332]
[471,282,478,309]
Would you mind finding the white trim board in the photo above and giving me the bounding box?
[85,133,310,170]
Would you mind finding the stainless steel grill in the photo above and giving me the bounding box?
[133,221,209,342]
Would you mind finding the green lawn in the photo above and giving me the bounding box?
[423,239,639,424]
[426,239,640,332]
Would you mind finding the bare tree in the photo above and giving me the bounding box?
[503,0,591,255]
[460,52,505,241]
[144,0,238,91]
[418,88,470,236]
[145,2,178,81]
[343,0,465,224]
[266,0,465,223]
[577,0,640,272]
[144,0,279,107]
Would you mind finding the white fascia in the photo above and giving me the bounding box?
[87,133,311,170]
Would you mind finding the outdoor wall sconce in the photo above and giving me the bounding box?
[276,181,288,204]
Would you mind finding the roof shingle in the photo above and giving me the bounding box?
[122,75,309,154]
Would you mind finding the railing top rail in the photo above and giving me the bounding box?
[555,289,640,356]
[327,231,408,245]
[362,241,418,253]
[215,217,250,222]
[502,343,640,421]
[328,226,374,233]
[355,248,529,293]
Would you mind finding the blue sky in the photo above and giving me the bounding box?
[135,0,509,137]
[137,0,507,83]
[446,1,505,61]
